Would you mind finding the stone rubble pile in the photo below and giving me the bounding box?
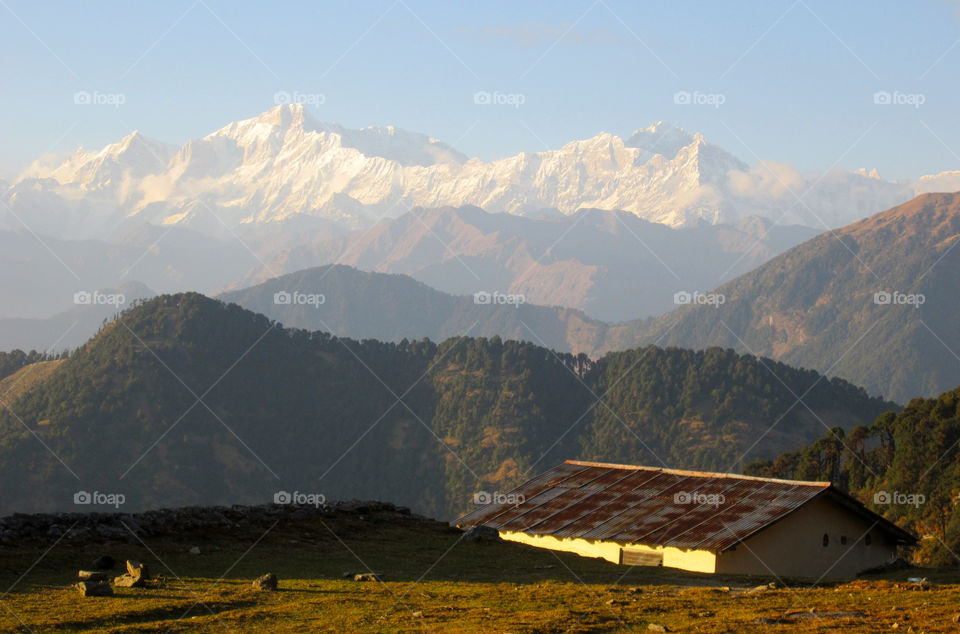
[0,500,420,545]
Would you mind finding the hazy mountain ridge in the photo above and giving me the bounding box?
[240,205,820,322]
[218,264,611,354]
[0,204,816,338]
[626,192,960,402]
[0,225,255,321]
[0,281,155,352]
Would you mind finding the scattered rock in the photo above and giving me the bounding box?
[91,556,115,571]
[647,624,668,632]
[252,573,277,591]
[338,501,373,514]
[188,546,201,555]
[353,573,383,582]
[96,524,125,539]
[745,583,773,595]
[907,577,931,590]
[697,611,714,617]
[77,570,109,582]
[462,525,501,543]
[858,557,911,576]
[65,527,91,540]
[952,613,960,623]
[76,580,113,597]
[112,558,150,588]
[755,611,867,624]
[113,574,146,588]
[412,611,423,618]
[790,610,867,620]
[126,560,149,579]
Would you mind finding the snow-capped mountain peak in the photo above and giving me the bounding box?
[20,130,175,188]
[626,121,696,161]
[203,104,466,168]
[2,106,931,240]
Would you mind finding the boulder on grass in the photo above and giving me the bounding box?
[78,570,109,582]
[113,574,146,588]
[353,573,383,582]
[126,560,149,579]
[76,580,113,597]
[112,559,150,588]
[252,573,277,591]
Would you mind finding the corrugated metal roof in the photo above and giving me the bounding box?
[455,460,916,551]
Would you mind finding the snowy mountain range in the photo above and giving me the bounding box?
[3,104,943,241]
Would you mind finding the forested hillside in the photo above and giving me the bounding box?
[747,386,960,565]
[0,294,894,519]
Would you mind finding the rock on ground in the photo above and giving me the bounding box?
[252,573,278,591]
[76,580,113,597]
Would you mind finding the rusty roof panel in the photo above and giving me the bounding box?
[455,460,840,551]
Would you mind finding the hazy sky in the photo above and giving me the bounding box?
[1,0,958,180]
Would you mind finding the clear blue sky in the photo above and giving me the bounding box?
[1,0,957,180]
